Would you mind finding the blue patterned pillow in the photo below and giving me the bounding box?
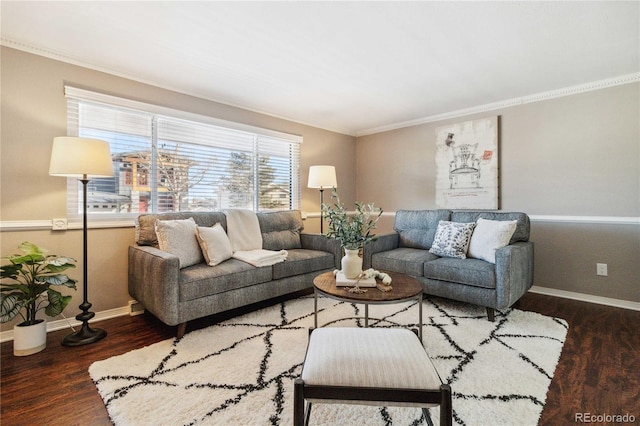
[429,221,476,259]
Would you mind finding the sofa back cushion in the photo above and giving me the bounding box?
[394,210,451,249]
[136,210,304,250]
[136,212,228,247]
[450,211,530,243]
[257,210,303,250]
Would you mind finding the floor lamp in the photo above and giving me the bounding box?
[307,165,337,234]
[49,137,114,346]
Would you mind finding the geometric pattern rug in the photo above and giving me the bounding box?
[89,295,568,425]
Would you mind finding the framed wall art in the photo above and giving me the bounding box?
[434,116,499,209]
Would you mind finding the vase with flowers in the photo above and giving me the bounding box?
[322,188,383,279]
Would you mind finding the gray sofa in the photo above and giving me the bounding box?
[128,210,341,337]
[363,210,533,321]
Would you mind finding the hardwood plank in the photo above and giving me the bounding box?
[1,293,639,425]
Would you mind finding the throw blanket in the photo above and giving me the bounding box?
[233,249,288,267]
[224,209,263,252]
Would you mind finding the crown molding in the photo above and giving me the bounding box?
[2,37,638,138]
[0,36,356,137]
[356,72,640,137]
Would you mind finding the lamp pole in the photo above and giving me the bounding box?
[62,176,107,346]
[319,188,325,234]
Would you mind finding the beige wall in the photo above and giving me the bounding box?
[2,46,638,334]
[357,83,640,303]
[0,47,356,330]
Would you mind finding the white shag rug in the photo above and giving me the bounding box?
[89,295,568,425]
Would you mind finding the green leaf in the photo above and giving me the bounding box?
[19,241,47,256]
[0,264,22,279]
[0,293,23,323]
[44,290,72,317]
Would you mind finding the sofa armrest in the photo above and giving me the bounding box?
[494,241,534,309]
[362,233,400,269]
[300,233,342,269]
[128,245,181,325]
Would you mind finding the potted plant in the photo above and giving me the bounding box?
[1,241,77,355]
[322,188,383,278]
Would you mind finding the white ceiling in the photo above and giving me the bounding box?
[2,1,639,136]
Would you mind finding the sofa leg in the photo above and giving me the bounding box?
[486,308,495,322]
[176,322,187,339]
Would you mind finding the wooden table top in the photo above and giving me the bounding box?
[313,270,422,303]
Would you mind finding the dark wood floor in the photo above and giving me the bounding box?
[1,292,639,425]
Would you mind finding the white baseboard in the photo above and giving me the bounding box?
[0,305,130,343]
[529,286,640,311]
[2,288,638,342]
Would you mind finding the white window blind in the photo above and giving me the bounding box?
[65,87,302,223]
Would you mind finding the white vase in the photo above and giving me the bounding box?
[341,248,363,279]
[13,319,47,356]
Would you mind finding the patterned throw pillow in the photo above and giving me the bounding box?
[429,221,476,259]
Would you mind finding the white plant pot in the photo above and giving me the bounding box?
[341,248,363,279]
[13,319,47,356]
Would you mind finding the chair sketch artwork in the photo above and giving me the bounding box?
[435,116,498,209]
[445,133,481,189]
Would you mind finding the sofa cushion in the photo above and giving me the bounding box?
[179,259,272,301]
[451,211,529,243]
[272,249,334,280]
[257,210,303,250]
[429,221,476,259]
[136,211,227,247]
[424,257,496,289]
[196,224,233,266]
[155,218,204,268]
[371,248,439,277]
[468,218,517,263]
[394,210,451,250]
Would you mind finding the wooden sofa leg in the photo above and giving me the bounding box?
[176,322,187,339]
[486,307,495,322]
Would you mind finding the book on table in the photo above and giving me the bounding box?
[335,271,377,287]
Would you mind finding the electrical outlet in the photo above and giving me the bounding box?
[596,263,608,276]
[52,218,68,230]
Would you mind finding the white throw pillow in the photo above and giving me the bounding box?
[468,218,518,264]
[155,218,204,269]
[429,221,476,259]
[196,224,233,267]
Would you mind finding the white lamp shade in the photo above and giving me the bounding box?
[308,165,337,189]
[49,137,114,177]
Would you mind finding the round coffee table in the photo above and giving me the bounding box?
[313,270,424,341]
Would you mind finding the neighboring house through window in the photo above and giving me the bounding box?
[65,87,302,224]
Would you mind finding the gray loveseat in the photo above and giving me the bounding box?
[128,210,340,337]
[363,210,533,321]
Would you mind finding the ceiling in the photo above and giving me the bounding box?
[2,1,638,136]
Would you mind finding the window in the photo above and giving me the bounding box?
[65,87,302,223]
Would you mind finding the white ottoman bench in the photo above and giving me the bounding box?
[294,327,452,426]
